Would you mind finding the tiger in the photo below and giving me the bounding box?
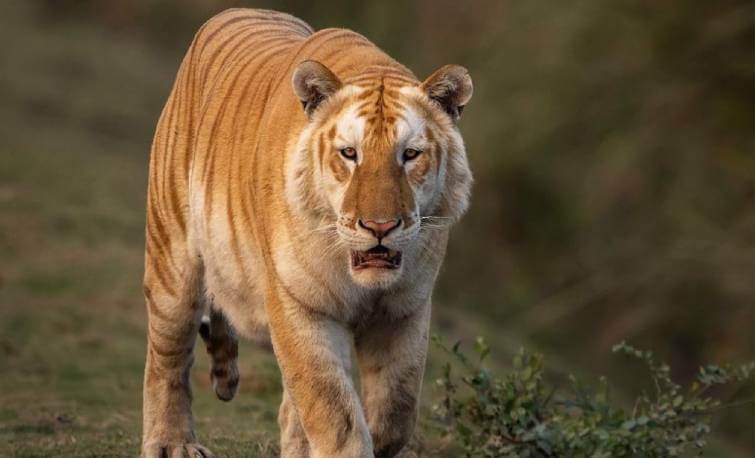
[141,8,473,458]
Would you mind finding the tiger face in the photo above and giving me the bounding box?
[288,61,473,288]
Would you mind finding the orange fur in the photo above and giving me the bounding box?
[142,8,473,457]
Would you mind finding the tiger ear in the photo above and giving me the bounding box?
[421,64,473,121]
[292,60,342,118]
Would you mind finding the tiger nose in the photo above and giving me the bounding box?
[358,218,402,239]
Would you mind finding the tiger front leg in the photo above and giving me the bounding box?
[278,387,311,457]
[355,304,431,458]
[268,288,373,458]
[141,265,213,458]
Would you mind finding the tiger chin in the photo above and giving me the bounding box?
[141,7,473,458]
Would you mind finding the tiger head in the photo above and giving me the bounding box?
[287,60,473,289]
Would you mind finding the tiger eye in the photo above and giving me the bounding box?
[402,148,422,162]
[340,147,357,161]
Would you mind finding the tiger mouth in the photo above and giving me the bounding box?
[351,245,402,270]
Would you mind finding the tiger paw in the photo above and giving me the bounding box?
[141,442,214,458]
[211,361,240,401]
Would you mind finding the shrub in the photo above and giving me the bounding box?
[432,336,753,457]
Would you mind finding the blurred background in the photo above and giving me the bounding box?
[0,0,753,456]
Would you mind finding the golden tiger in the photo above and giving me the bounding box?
[141,8,473,458]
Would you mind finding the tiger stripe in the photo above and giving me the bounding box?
[142,8,473,458]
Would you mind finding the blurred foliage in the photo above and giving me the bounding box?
[1,0,754,455]
[433,336,754,457]
[32,0,755,363]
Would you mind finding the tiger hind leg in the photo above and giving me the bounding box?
[199,309,240,401]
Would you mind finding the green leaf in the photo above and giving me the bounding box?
[431,334,752,457]
[474,336,490,363]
